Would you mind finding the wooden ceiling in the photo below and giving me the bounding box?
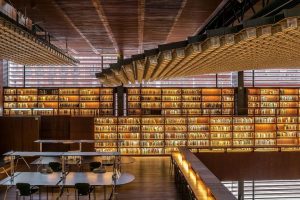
[9,0,223,57]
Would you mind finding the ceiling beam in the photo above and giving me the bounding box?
[165,0,187,43]
[138,0,145,54]
[193,0,230,35]
[52,0,100,55]
[91,0,120,55]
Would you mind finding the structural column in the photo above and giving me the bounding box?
[238,180,244,200]
[116,86,125,116]
[0,60,3,116]
[236,71,247,115]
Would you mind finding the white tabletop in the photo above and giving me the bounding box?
[35,140,123,144]
[30,157,79,165]
[60,172,135,186]
[83,156,135,165]
[3,151,120,157]
[62,152,120,156]
[4,152,64,157]
[0,172,62,186]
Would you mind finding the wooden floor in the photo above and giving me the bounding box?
[0,156,181,200]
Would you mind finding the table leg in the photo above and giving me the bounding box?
[40,143,43,152]
[21,157,31,169]
[62,157,65,177]
[10,156,14,179]
[39,186,41,199]
[4,186,10,200]
[104,186,106,200]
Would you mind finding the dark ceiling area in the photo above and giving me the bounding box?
[8,0,223,57]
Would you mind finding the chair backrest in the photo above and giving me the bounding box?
[75,183,91,195]
[89,161,101,171]
[48,162,61,172]
[16,183,31,196]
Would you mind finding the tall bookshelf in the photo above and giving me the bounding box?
[254,116,277,151]
[210,116,232,148]
[141,88,162,115]
[187,116,210,151]
[182,88,202,115]
[162,88,182,115]
[141,116,165,154]
[232,116,254,150]
[3,87,114,116]
[37,88,59,115]
[94,115,300,155]
[165,116,187,154]
[126,87,235,116]
[118,117,141,155]
[248,88,299,116]
[94,117,118,152]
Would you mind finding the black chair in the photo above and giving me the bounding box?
[89,162,101,171]
[48,162,62,172]
[16,183,38,200]
[75,183,94,199]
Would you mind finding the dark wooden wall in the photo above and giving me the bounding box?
[0,60,3,116]
[69,117,94,151]
[0,116,94,153]
[0,117,40,154]
[39,116,94,152]
[40,116,70,151]
[196,152,300,181]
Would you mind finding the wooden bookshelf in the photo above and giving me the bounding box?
[3,87,115,116]
[118,117,141,155]
[141,116,165,154]
[210,116,232,148]
[94,117,118,152]
[187,116,210,152]
[248,88,299,116]
[126,87,235,116]
[94,115,300,155]
[232,116,254,151]
[165,116,187,154]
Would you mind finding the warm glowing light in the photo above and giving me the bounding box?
[173,152,215,200]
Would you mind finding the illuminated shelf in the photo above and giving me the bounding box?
[126,87,235,116]
[4,87,114,116]
[94,117,118,152]
[94,115,300,155]
[248,88,299,116]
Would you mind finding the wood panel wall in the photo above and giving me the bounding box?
[39,116,94,151]
[196,152,300,181]
[40,116,70,152]
[0,116,95,154]
[0,60,3,116]
[69,117,94,151]
[0,116,40,154]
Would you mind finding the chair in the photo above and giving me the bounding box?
[16,183,38,200]
[89,162,101,171]
[75,183,94,200]
[48,162,62,172]
[89,161,106,173]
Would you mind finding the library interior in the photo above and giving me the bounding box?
[1,0,300,199]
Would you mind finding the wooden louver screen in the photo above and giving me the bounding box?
[0,16,78,65]
[96,8,300,86]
